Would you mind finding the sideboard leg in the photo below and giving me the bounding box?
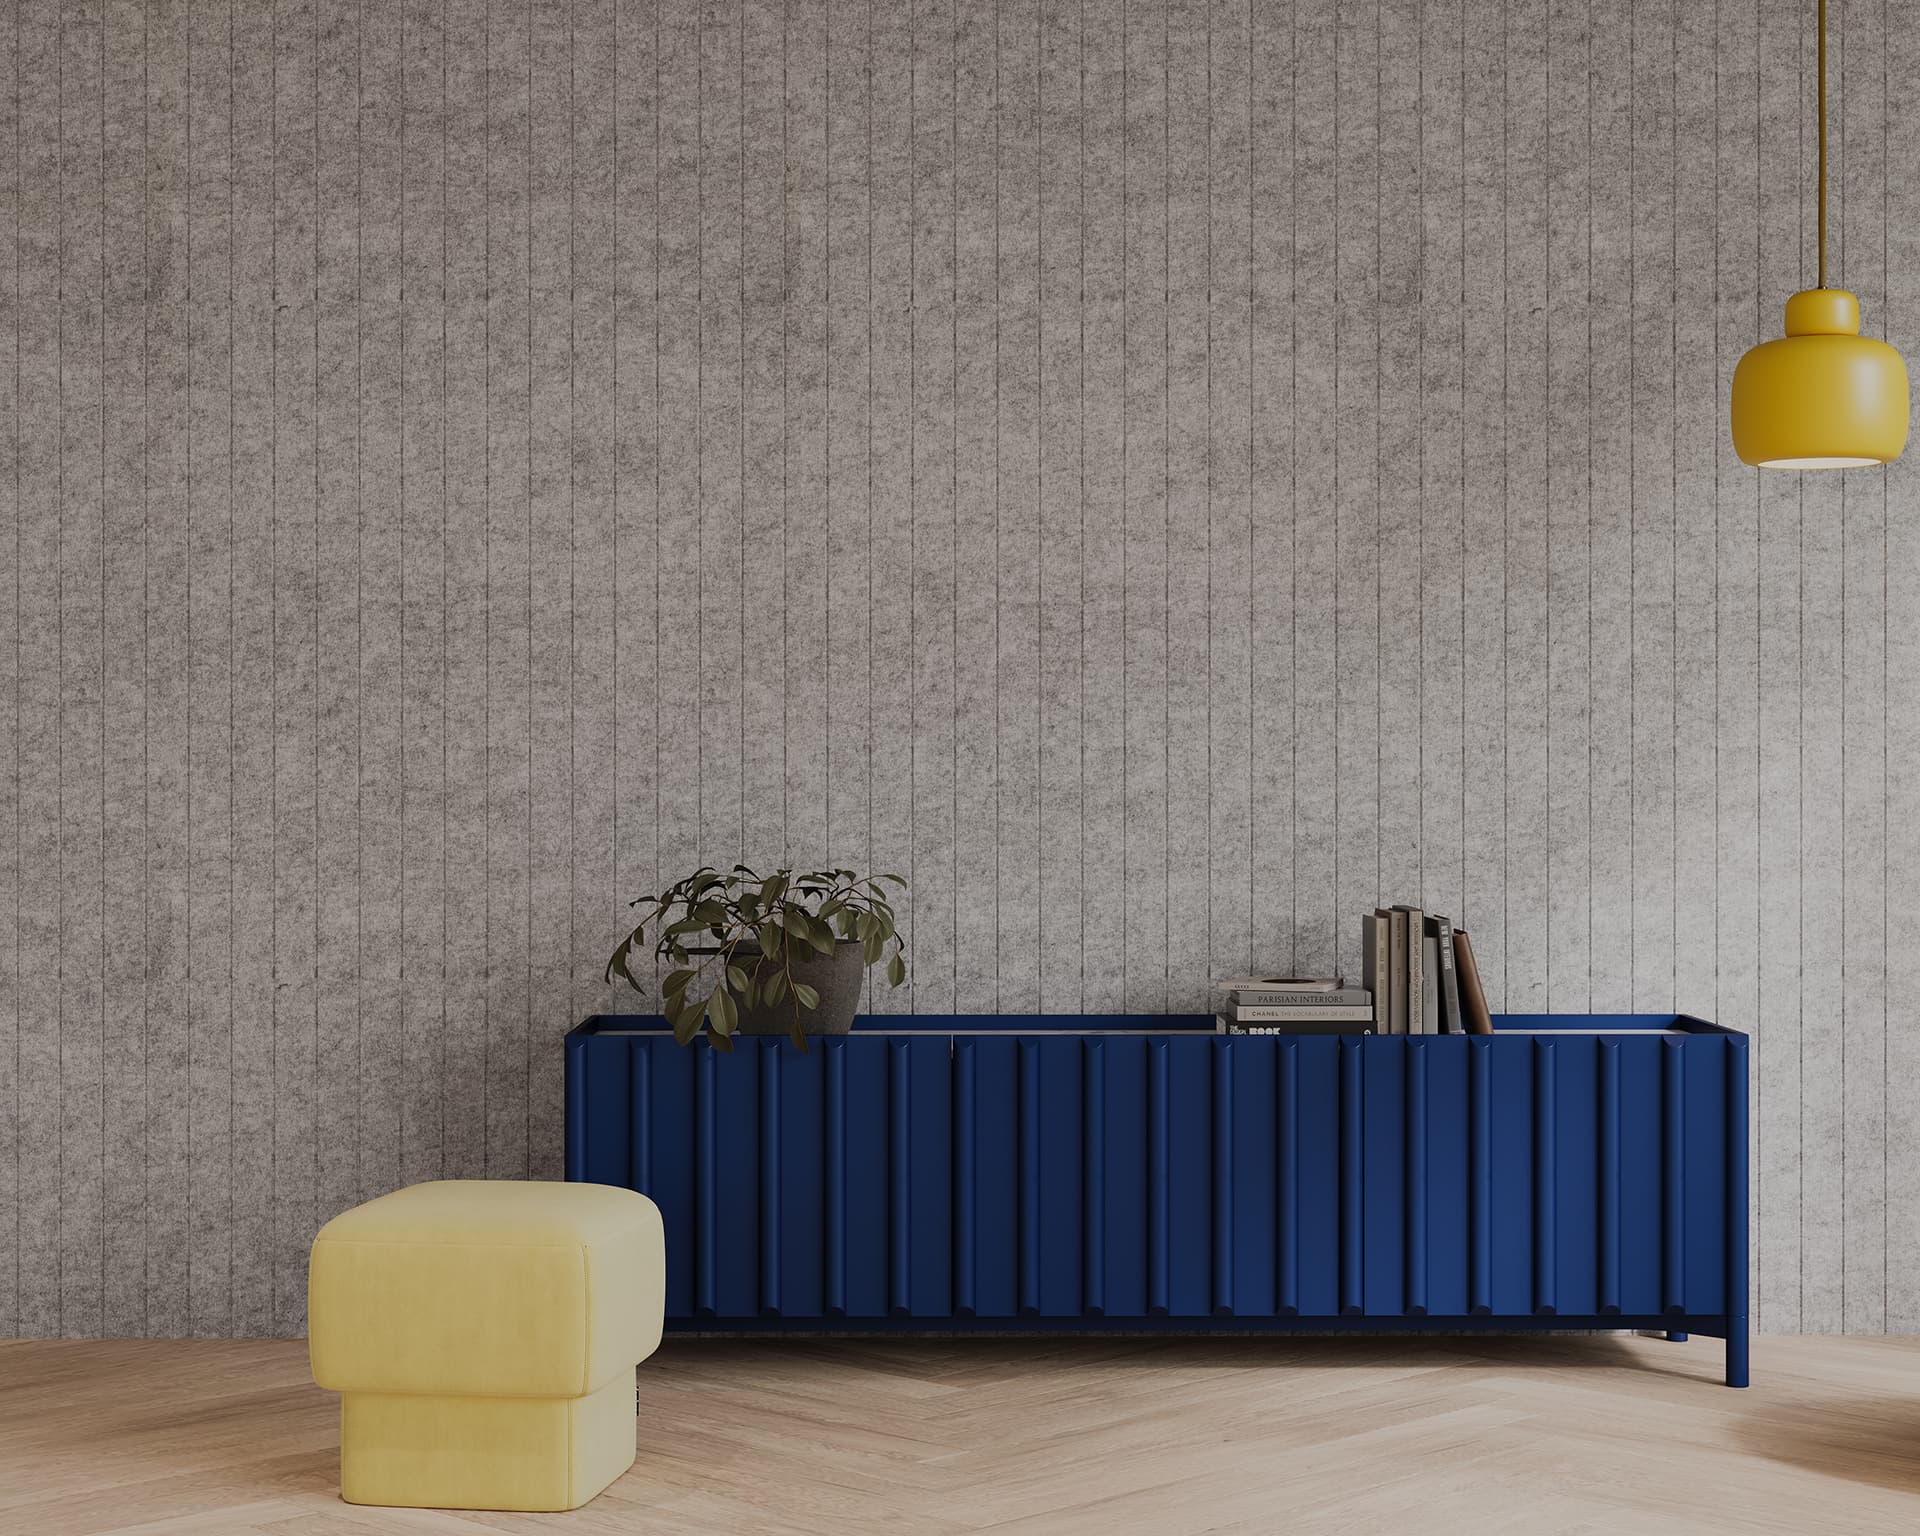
[1665,1330,1688,1342]
[1725,1323,1750,1388]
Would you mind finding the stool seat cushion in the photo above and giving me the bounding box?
[309,1179,664,1401]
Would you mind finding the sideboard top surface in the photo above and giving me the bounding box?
[569,1012,1739,1038]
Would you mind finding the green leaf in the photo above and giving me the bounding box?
[793,982,821,1011]
[864,932,885,966]
[726,963,749,992]
[708,1028,734,1054]
[758,920,784,956]
[663,968,697,1000]
[887,952,907,987]
[790,1022,809,1053]
[712,987,738,1035]
[671,1007,702,1046]
[764,969,787,1005]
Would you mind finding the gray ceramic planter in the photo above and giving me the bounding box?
[730,940,867,1036]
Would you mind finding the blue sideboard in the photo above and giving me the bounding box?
[564,1013,1750,1387]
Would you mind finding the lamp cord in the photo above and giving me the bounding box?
[1818,0,1827,288]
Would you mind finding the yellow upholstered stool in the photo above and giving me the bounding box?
[308,1179,665,1512]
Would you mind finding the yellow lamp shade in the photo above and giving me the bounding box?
[1731,288,1908,467]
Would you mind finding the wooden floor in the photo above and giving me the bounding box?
[2,1335,1918,1535]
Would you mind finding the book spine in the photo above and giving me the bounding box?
[1433,916,1464,1034]
[1420,937,1439,1035]
[1453,928,1496,1036]
[1385,909,1407,1035]
[1224,1004,1375,1022]
[1365,914,1389,1032]
[1396,907,1425,1037]
[1223,1022,1375,1036]
[1230,989,1373,1008]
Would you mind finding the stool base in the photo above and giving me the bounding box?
[339,1373,636,1511]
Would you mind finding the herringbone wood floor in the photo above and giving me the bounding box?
[2,1335,1917,1534]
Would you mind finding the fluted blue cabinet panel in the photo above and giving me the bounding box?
[776,1043,824,1318]
[1093,1037,1148,1319]
[567,1014,1751,1385]
[1226,1037,1277,1317]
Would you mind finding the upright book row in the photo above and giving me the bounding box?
[1362,906,1494,1036]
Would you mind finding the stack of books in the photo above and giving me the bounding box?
[1360,906,1495,1035]
[1215,976,1375,1035]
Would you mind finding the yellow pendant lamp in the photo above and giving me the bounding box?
[1730,0,1908,468]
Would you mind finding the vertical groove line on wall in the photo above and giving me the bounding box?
[1583,0,1594,1012]
[98,0,110,1320]
[54,0,65,1333]
[1795,0,1806,1330]
[313,0,325,1236]
[354,0,367,1210]
[1500,0,1511,1010]
[1120,0,1129,1003]
[951,0,959,1003]
[184,0,196,1330]
[1836,0,1846,1330]
[1160,0,1169,1002]
[1079,0,1089,1003]
[437,0,450,1179]
[907,0,917,1004]
[1458,0,1469,927]
[742,0,751,865]
[139,0,153,1335]
[1244,0,1254,968]
[1033,0,1044,1006]
[696,0,707,873]
[1881,0,1892,1326]
[480,0,491,1181]
[998,0,1013,998]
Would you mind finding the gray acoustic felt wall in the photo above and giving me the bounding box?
[1,0,1917,1339]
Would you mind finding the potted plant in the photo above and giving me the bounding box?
[605,866,908,1050]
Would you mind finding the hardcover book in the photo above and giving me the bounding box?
[1225,987,1373,1008]
[1362,912,1390,1032]
[1214,975,1344,993]
[1382,908,1408,1035]
[1452,928,1495,1036]
[1221,1003,1375,1023]
[1420,936,1439,1035]
[1430,914,1464,1034]
[1217,1016,1375,1036]
[1392,905,1426,1036]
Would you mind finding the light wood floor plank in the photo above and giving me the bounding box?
[2,1338,1918,1534]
